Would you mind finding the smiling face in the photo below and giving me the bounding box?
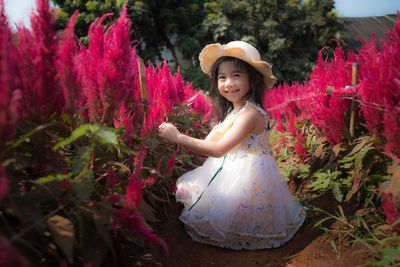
[217,60,251,108]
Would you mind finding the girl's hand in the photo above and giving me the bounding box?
[158,122,181,143]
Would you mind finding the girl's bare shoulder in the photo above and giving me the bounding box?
[236,106,265,125]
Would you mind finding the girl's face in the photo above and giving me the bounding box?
[217,60,250,107]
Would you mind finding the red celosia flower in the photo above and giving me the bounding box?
[76,5,141,124]
[358,13,400,160]
[375,189,400,233]
[166,182,176,193]
[145,156,165,187]
[164,146,179,179]
[16,0,61,120]
[112,206,169,255]
[57,10,80,116]
[114,105,135,147]
[0,1,19,158]
[104,194,123,205]
[106,164,118,191]
[0,241,28,267]
[59,178,70,192]
[0,165,8,205]
[126,146,147,209]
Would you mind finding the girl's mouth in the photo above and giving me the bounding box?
[225,89,240,94]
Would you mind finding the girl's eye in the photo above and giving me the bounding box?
[218,76,226,80]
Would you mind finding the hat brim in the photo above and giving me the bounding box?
[199,43,277,89]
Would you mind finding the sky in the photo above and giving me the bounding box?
[3,0,400,29]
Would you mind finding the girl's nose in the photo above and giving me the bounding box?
[225,77,233,87]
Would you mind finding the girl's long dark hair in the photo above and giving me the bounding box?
[210,56,266,122]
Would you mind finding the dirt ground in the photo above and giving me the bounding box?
[120,183,371,267]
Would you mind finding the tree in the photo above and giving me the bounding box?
[51,0,207,68]
[202,0,344,83]
[52,0,344,84]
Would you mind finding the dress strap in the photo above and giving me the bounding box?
[244,101,270,129]
[245,101,268,116]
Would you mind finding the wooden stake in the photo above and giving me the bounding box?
[325,86,334,95]
[349,62,358,139]
[138,57,148,107]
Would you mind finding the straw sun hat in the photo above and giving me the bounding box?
[199,41,277,89]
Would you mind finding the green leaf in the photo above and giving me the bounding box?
[332,183,343,202]
[354,147,376,172]
[95,128,118,146]
[331,240,338,253]
[71,146,95,176]
[314,216,332,227]
[72,169,94,201]
[36,173,72,184]
[54,124,100,149]
[12,123,53,148]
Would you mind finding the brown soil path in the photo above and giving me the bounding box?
[122,192,370,267]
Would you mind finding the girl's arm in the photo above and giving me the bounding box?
[158,109,261,158]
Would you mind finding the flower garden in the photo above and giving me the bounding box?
[0,0,399,266]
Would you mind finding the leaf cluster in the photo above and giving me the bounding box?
[1,103,209,265]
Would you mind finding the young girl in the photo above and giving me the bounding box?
[158,41,306,250]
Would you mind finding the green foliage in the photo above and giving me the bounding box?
[52,0,208,67]
[312,204,400,266]
[202,0,344,83]
[52,0,344,84]
[1,101,210,264]
[272,118,398,266]
[179,67,210,92]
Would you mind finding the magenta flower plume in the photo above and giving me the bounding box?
[358,13,400,160]
[126,146,148,209]
[375,189,400,233]
[76,4,139,124]
[145,156,164,187]
[106,164,118,192]
[0,1,20,205]
[112,207,169,255]
[0,1,20,156]
[263,82,307,158]
[114,105,135,147]
[0,165,9,205]
[173,67,187,104]
[0,241,28,267]
[57,10,80,116]
[16,0,61,120]
[164,146,179,179]
[306,45,356,145]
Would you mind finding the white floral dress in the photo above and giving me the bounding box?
[175,101,306,250]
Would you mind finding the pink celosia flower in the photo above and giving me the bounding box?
[76,5,141,124]
[114,105,135,147]
[358,13,400,160]
[106,164,117,191]
[57,10,80,116]
[145,157,164,187]
[0,241,28,267]
[104,194,123,205]
[0,165,8,205]
[16,0,61,120]
[375,189,400,233]
[166,182,176,194]
[59,178,70,192]
[112,206,169,255]
[126,146,147,209]
[0,1,19,159]
[164,146,179,179]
